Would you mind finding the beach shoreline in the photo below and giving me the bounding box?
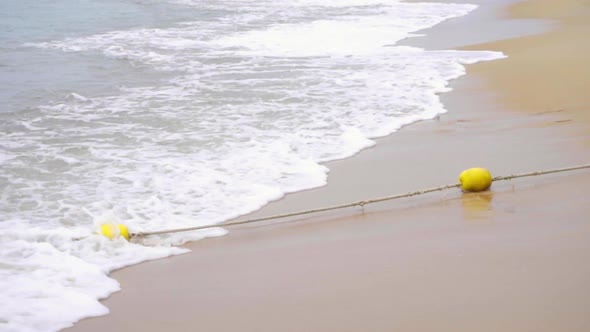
[67,0,590,331]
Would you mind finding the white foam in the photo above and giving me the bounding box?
[0,227,187,332]
[4,0,505,331]
[213,3,476,57]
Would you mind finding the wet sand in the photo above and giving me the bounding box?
[68,0,590,331]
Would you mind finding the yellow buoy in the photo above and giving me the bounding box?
[98,223,129,241]
[99,223,119,240]
[117,224,130,240]
[459,167,493,192]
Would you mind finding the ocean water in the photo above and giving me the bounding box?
[0,0,504,331]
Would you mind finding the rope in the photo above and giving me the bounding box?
[492,164,590,181]
[132,164,590,238]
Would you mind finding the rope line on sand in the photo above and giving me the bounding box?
[132,164,590,238]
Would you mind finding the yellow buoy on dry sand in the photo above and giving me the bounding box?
[98,223,130,241]
[459,167,493,192]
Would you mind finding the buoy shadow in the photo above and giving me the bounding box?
[461,191,494,221]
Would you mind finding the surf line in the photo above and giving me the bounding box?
[115,164,590,240]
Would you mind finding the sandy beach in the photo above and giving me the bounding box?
[68,0,590,331]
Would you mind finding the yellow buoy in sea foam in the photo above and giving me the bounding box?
[99,223,129,241]
[117,224,130,240]
[459,167,493,192]
[99,223,118,240]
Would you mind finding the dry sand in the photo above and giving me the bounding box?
[68,0,590,331]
